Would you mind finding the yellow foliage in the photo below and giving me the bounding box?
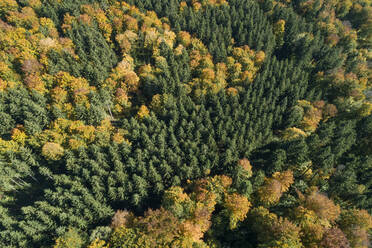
[122,71,140,92]
[226,87,238,96]
[87,239,108,248]
[42,142,64,160]
[201,68,215,80]
[161,30,177,48]
[0,79,7,91]
[27,0,42,9]
[138,64,154,79]
[108,226,151,248]
[224,193,251,229]
[144,28,159,48]
[61,13,75,31]
[255,50,266,64]
[137,105,150,119]
[178,31,192,47]
[165,186,191,204]
[112,131,125,144]
[150,93,172,112]
[241,70,254,82]
[11,128,27,144]
[7,7,39,32]
[0,139,19,153]
[0,61,20,81]
[190,50,202,69]
[357,102,372,117]
[95,118,114,143]
[293,206,328,246]
[297,100,323,133]
[281,127,308,140]
[95,9,112,41]
[180,1,188,11]
[73,125,95,142]
[174,44,185,55]
[68,139,85,150]
[0,0,18,16]
[273,19,286,39]
[273,170,294,192]
[193,2,202,11]
[258,170,294,205]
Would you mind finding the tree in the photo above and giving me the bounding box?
[53,228,84,248]
[257,170,294,205]
[304,191,341,223]
[42,142,64,160]
[223,193,251,229]
[339,209,372,248]
[320,228,350,248]
[249,207,303,248]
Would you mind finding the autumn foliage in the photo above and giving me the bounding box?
[0,0,371,247]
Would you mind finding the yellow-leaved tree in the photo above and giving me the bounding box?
[257,170,294,205]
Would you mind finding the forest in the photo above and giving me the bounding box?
[0,0,371,247]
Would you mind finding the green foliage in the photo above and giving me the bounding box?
[0,0,371,247]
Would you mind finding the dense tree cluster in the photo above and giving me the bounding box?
[0,0,371,247]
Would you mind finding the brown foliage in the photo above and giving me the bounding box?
[115,88,129,105]
[320,228,350,248]
[24,74,44,91]
[313,100,326,109]
[124,15,138,31]
[181,220,204,242]
[323,103,338,119]
[349,227,369,248]
[305,192,340,222]
[238,158,253,177]
[326,33,340,46]
[238,158,252,172]
[340,209,372,230]
[271,217,301,241]
[111,210,134,229]
[78,14,92,25]
[21,59,42,74]
[138,208,181,246]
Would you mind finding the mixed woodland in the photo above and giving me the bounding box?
[0,0,371,247]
